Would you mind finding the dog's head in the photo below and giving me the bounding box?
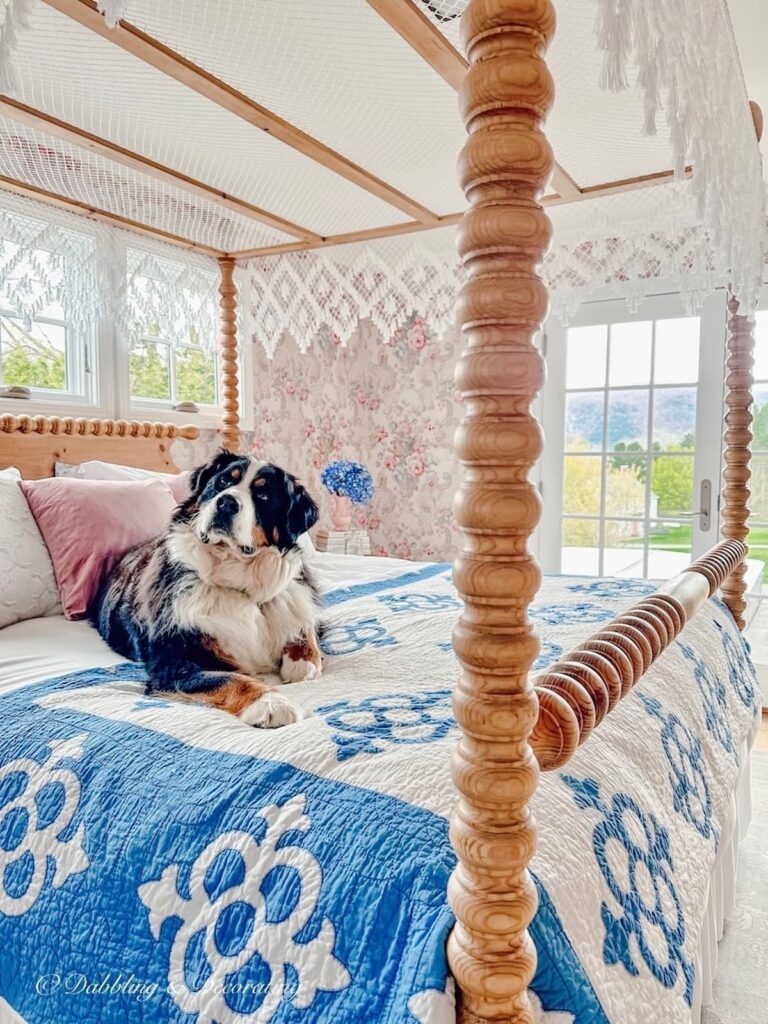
[177,451,319,557]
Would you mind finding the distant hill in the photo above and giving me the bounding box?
[567,388,697,449]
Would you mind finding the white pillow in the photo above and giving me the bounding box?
[56,460,190,503]
[0,466,21,479]
[57,460,175,484]
[0,475,62,628]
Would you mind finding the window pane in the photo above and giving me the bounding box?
[130,340,170,401]
[753,311,768,381]
[175,347,217,405]
[563,455,602,515]
[753,387,768,452]
[565,392,603,451]
[0,315,67,391]
[562,518,599,576]
[647,521,692,578]
[605,461,646,518]
[603,520,645,577]
[651,454,694,517]
[654,318,700,384]
[653,387,697,450]
[607,389,648,449]
[566,325,607,389]
[750,455,768,522]
[609,321,652,386]
[746,522,768,580]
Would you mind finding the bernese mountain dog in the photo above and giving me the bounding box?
[91,451,322,728]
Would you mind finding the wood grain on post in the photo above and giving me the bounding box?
[530,539,747,769]
[720,296,754,629]
[218,256,241,453]
[447,1,556,1021]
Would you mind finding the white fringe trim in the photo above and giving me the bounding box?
[594,0,766,311]
[96,1,128,29]
[0,0,33,93]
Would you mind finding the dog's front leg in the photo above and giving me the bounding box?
[148,653,305,728]
[280,630,323,683]
[247,547,303,603]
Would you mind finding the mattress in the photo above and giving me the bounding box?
[0,553,760,1024]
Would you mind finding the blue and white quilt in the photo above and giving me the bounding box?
[0,563,761,1024]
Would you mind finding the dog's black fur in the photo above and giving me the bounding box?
[90,452,323,727]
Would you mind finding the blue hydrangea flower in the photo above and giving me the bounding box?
[321,460,375,505]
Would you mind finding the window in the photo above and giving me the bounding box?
[130,332,218,411]
[0,306,92,404]
[540,293,726,579]
[0,214,229,426]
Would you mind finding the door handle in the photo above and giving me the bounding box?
[675,479,712,532]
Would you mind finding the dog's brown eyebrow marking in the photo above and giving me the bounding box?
[253,477,266,488]
[230,468,242,481]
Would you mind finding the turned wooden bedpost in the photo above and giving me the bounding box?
[447,1,555,1021]
[218,256,241,452]
[720,295,755,630]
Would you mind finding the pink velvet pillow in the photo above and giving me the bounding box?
[20,477,176,620]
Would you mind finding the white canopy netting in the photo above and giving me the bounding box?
[0,0,764,354]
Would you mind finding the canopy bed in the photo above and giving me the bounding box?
[0,2,764,1023]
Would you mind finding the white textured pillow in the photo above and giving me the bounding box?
[0,476,62,627]
[58,460,190,503]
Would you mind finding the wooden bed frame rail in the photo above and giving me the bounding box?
[530,538,747,770]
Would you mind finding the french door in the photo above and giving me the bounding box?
[539,292,727,579]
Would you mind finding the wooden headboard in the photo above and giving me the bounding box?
[0,415,199,479]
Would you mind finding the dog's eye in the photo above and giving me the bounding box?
[254,491,268,501]
[215,475,230,491]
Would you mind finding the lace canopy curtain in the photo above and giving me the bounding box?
[0,187,219,349]
[238,179,765,357]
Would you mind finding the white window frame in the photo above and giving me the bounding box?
[122,333,253,433]
[0,316,253,432]
[538,289,727,577]
[0,307,114,419]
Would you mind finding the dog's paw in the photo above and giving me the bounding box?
[239,690,307,728]
[279,654,321,684]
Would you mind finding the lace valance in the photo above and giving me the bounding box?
[0,187,218,350]
[239,180,763,356]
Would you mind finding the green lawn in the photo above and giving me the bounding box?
[624,523,768,575]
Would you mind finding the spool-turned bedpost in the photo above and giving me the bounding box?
[447,1,555,1021]
[218,256,241,453]
[720,295,755,630]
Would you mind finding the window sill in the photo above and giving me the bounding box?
[0,395,106,420]
[130,403,225,432]
[130,403,254,434]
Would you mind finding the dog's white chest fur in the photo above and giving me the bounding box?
[167,535,319,676]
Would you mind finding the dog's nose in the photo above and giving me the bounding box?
[216,493,240,516]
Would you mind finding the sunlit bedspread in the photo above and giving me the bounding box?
[0,566,761,1024]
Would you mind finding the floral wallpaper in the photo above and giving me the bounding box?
[249,317,465,560]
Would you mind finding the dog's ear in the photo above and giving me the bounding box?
[285,476,319,546]
[189,450,241,499]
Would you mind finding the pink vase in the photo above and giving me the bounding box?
[330,493,354,530]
